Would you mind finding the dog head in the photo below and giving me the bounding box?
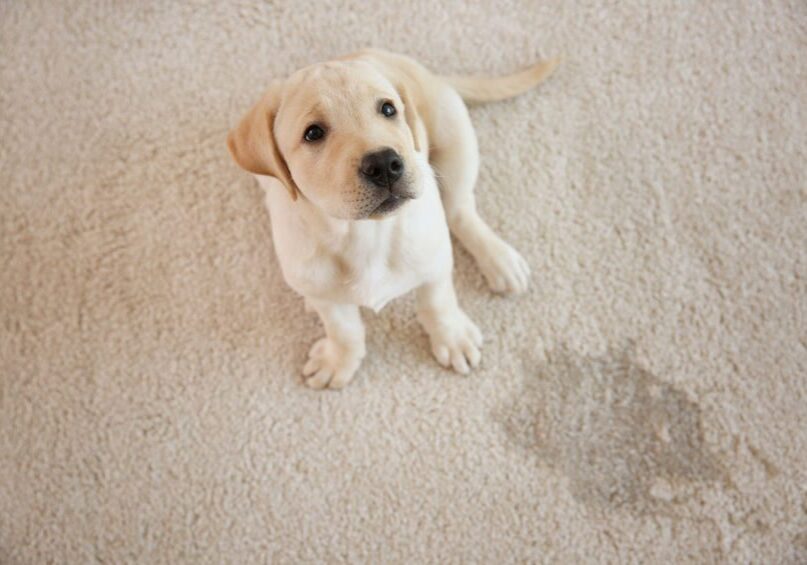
[228,59,426,220]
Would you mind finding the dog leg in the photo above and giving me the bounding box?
[303,299,366,389]
[431,89,531,294]
[416,274,483,374]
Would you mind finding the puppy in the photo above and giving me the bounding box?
[227,49,558,389]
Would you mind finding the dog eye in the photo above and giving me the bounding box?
[303,124,325,142]
[380,102,396,118]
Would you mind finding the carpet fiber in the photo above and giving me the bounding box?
[1,1,806,562]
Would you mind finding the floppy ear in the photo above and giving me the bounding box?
[397,83,428,154]
[227,83,298,200]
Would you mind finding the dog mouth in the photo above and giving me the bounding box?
[369,193,413,217]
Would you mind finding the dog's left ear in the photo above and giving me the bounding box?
[396,83,428,154]
[227,82,299,201]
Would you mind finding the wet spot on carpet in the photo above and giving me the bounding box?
[496,346,726,514]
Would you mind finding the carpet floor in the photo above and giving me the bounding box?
[1,1,805,562]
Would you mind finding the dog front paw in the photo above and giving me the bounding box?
[424,310,483,374]
[302,338,364,389]
[476,239,531,295]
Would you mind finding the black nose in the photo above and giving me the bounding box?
[359,148,404,188]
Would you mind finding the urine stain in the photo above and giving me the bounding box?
[496,346,726,515]
[791,531,807,563]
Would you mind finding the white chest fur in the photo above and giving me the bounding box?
[256,158,452,312]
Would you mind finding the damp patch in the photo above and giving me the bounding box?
[495,346,726,515]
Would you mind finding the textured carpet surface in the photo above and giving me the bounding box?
[1,1,806,563]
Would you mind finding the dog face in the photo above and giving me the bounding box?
[228,60,425,220]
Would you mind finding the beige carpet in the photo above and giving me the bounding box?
[2,1,806,562]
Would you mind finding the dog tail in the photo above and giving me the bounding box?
[444,58,560,104]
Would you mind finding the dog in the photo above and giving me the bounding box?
[227,49,558,389]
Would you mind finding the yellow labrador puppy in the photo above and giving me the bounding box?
[228,49,558,389]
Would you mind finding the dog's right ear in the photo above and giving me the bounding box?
[395,82,428,154]
[227,82,298,200]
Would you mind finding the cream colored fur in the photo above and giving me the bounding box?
[230,50,551,388]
